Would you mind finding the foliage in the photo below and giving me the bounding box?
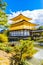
[4,46,13,53]
[13,39,34,65]
[0,0,7,10]
[0,33,13,53]
[37,39,43,42]
[0,34,8,43]
[40,32,43,37]
[20,60,32,65]
[38,26,43,30]
[0,43,13,53]
[0,10,8,25]
[33,32,43,42]
[0,0,8,31]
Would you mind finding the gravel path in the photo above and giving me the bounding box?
[28,47,43,65]
[33,47,43,60]
[28,58,41,65]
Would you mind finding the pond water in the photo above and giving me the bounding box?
[39,42,43,46]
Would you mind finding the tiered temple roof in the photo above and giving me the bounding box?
[9,14,37,30]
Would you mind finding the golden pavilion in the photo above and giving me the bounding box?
[8,14,37,41]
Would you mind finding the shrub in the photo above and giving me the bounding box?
[4,46,13,53]
[13,39,34,65]
[0,34,8,43]
[0,43,13,53]
[20,39,34,58]
[21,60,33,65]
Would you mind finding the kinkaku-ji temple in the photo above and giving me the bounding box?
[7,14,43,41]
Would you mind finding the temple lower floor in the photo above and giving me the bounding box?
[8,29,31,41]
[8,29,30,36]
[7,29,43,41]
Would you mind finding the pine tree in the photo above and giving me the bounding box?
[0,0,7,10]
[13,39,34,65]
[0,0,8,30]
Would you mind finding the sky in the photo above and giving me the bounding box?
[5,0,43,13]
[4,0,43,26]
